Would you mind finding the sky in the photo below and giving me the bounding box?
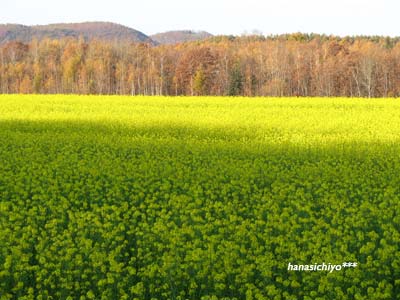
[1,0,398,37]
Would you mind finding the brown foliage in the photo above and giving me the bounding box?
[0,36,399,97]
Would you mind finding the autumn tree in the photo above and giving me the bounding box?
[0,34,399,97]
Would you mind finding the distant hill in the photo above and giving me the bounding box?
[151,30,213,45]
[0,22,155,44]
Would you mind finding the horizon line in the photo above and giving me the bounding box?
[1,21,399,39]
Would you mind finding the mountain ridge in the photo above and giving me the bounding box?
[0,22,214,45]
[0,22,155,45]
[151,30,213,44]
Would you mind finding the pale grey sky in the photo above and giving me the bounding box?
[1,0,398,36]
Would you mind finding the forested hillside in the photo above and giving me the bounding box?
[0,22,153,45]
[151,30,213,44]
[1,34,400,97]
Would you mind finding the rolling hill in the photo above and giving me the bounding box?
[151,30,213,44]
[0,22,155,44]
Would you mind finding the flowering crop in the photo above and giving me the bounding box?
[0,95,399,300]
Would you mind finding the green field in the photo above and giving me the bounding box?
[0,95,399,300]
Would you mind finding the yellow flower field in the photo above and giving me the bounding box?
[0,95,399,300]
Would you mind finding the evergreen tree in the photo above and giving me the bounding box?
[228,63,243,96]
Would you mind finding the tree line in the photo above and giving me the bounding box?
[1,34,400,97]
